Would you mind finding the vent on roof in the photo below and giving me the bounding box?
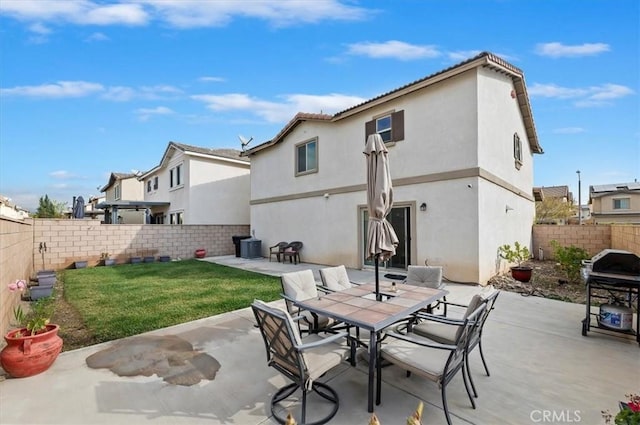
[616,186,629,190]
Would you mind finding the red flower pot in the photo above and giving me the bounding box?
[195,249,207,258]
[510,266,533,283]
[1,324,63,378]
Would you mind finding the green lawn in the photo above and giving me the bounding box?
[62,259,281,343]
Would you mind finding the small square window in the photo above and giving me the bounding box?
[613,198,630,210]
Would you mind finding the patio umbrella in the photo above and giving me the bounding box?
[73,196,85,219]
[364,134,398,301]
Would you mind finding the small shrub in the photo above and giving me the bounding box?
[550,240,590,283]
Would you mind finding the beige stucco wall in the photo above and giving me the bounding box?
[187,156,250,225]
[249,67,537,284]
[0,218,33,336]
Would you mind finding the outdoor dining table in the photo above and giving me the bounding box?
[292,281,448,412]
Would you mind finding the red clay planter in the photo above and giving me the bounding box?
[195,249,207,258]
[1,324,63,378]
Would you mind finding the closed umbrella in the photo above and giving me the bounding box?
[364,134,399,300]
[73,196,85,219]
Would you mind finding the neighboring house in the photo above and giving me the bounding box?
[98,172,146,224]
[589,182,640,224]
[533,185,574,224]
[243,52,543,285]
[139,142,250,225]
[0,195,29,219]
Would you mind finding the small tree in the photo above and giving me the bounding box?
[535,198,576,224]
[34,195,66,218]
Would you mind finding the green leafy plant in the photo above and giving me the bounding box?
[603,393,640,425]
[549,240,590,283]
[498,242,531,267]
[7,279,53,337]
[100,252,110,260]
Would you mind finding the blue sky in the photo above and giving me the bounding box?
[1,0,638,212]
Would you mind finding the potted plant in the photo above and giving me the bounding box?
[130,255,142,264]
[498,241,533,282]
[1,280,63,378]
[101,252,116,266]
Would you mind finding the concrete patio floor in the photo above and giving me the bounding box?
[0,255,638,425]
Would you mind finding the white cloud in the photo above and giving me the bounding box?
[552,127,586,134]
[535,42,610,58]
[0,0,367,29]
[192,92,365,123]
[140,0,369,28]
[346,40,441,61]
[528,83,587,99]
[135,106,175,121]
[0,81,104,98]
[101,85,183,101]
[529,82,634,107]
[28,22,51,34]
[85,32,109,42]
[199,76,226,83]
[0,0,148,26]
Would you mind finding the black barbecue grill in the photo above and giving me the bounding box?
[581,249,640,345]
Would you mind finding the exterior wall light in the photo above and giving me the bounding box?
[505,205,514,213]
[420,202,427,212]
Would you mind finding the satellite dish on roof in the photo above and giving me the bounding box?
[239,134,253,151]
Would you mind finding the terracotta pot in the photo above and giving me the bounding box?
[511,266,533,283]
[0,324,63,378]
[195,249,207,258]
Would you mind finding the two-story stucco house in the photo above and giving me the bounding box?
[589,182,640,224]
[243,52,543,285]
[99,172,146,224]
[139,142,250,225]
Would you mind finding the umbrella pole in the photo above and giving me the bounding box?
[375,255,380,301]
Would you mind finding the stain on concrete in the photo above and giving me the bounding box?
[86,335,220,386]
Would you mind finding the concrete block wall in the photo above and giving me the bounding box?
[611,224,640,255]
[532,225,612,260]
[32,219,250,270]
[0,218,34,336]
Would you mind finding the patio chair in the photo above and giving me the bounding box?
[282,241,303,265]
[318,265,359,292]
[269,241,289,262]
[404,265,447,315]
[280,269,338,334]
[251,300,353,425]
[377,301,487,425]
[412,288,500,398]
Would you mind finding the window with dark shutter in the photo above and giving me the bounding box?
[365,110,404,144]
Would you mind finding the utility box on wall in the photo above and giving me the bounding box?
[240,239,262,259]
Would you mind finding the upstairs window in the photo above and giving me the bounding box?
[365,110,404,144]
[153,176,158,190]
[296,138,318,175]
[147,180,152,193]
[513,133,523,169]
[114,184,121,201]
[170,164,183,188]
[613,198,630,210]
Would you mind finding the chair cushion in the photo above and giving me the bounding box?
[320,266,352,291]
[406,266,444,289]
[281,270,318,301]
[381,338,450,383]
[412,321,458,344]
[252,299,303,346]
[301,333,350,382]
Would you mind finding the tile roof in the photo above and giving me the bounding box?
[243,51,541,156]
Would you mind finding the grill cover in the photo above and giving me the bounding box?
[591,249,640,276]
